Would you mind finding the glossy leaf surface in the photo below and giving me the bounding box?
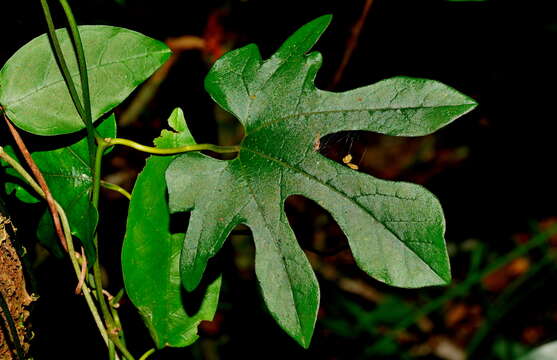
[0,25,170,135]
[122,109,221,348]
[167,15,476,347]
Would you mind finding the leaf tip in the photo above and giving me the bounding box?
[168,107,186,132]
[314,14,333,27]
[298,334,313,349]
[181,265,204,292]
[275,14,333,59]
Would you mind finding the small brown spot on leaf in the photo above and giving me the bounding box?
[313,133,321,151]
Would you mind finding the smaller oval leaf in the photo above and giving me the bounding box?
[122,109,220,348]
[0,25,171,135]
[1,115,116,261]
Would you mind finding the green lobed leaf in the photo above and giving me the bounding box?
[166,15,477,347]
[122,108,221,349]
[0,25,171,135]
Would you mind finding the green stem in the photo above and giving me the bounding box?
[0,290,25,360]
[110,335,135,360]
[90,142,134,359]
[92,142,107,207]
[57,0,92,124]
[105,137,240,155]
[101,181,132,200]
[57,0,99,158]
[90,141,117,336]
[111,306,126,345]
[138,349,156,360]
[110,289,125,307]
[38,0,98,163]
[109,341,116,360]
[48,1,129,353]
[0,147,110,348]
[38,0,85,120]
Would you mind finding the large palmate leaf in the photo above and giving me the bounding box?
[122,109,221,348]
[0,25,170,135]
[166,15,477,347]
[33,115,115,260]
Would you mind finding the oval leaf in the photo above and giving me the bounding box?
[0,25,171,135]
[122,109,221,348]
[1,115,116,261]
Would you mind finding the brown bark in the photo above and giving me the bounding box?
[1,213,33,359]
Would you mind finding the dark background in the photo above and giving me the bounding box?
[2,0,557,359]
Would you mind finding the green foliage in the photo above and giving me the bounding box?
[0,25,170,136]
[122,109,221,348]
[1,146,41,204]
[0,8,478,354]
[165,15,476,347]
[6,116,116,260]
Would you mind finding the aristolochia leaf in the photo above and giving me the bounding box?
[166,15,477,347]
[122,108,220,349]
[0,25,171,135]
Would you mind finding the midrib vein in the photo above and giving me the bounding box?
[239,145,444,279]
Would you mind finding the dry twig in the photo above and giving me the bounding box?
[330,0,374,88]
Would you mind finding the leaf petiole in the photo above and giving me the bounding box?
[0,146,111,351]
[138,349,156,360]
[101,181,131,200]
[105,137,240,155]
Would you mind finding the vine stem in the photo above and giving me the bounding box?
[39,0,99,163]
[39,1,128,355]
[57,0,93,125]
[89,142,135,360]
[105,137,240,155]
[2,111,67,252]
[138,349,156,360]
[90,141,124,351]
[101,181,132,200]
[0,147,111,350]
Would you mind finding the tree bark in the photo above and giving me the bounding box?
[1,207,33,359]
